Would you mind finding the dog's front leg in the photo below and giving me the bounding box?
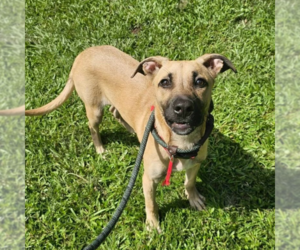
[142,173,161,233]
[184,164,206,210]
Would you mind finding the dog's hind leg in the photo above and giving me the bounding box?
[85,104,105,154]
[109,106,134,133]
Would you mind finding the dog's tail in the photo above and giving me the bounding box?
[25,78,75,116]
[0,105,25,116]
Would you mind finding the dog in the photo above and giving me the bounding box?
[25,45,236,231]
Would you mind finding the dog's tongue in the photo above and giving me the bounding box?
[172,122,190,130]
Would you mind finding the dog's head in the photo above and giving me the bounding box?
[132,54,236,135]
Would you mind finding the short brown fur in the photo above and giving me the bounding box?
[25,46,236,231]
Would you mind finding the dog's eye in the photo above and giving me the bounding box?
[195,78,208,88]
[159,79,171,88]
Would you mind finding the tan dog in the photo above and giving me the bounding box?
[26,45,236,231]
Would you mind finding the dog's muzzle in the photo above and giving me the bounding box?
[164,95,203,135]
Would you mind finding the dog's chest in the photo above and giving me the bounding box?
[172,158,197,172]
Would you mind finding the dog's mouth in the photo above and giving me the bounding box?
[163,95,204,135]
[172,122,190,130]
[166,119,199,135]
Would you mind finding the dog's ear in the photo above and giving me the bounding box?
[197,54,237,76]
[131,56,169,78]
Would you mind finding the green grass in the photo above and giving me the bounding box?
[276,0,300,249]
[0,0,25,249]
[25,0,274,249]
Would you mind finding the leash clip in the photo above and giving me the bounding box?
[167,145,178,158]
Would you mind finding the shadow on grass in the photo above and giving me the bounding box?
[101,127,140,148]
[102,125,274,212]
[200,129,274,210]
[159,128,274,218]
[276,163,300,210]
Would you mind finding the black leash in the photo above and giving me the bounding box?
[83,111,155,250]
[83,110,214,249]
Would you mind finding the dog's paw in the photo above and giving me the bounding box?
[146,216,162,233]
[185,187,206,211]
[146,222,162,234]
[95,146,105,154]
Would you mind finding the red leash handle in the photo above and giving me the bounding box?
[162,156,174,186]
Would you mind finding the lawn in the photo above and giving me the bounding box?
[25,0,275,249]
[276,0,300,249]
[0,0,25,249]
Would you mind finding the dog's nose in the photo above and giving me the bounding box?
[173,96,194,117]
